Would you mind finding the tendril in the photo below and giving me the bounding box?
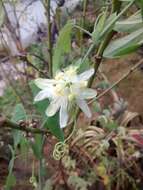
[53,141,68,160]
[53,120,77,160]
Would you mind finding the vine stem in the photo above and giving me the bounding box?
[80,0,88,51]
[45,0,53,77]
[88,58,143,104]
[0,115,51,135]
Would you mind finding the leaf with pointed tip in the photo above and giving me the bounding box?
[53,21,74,75]
[31,134,43,159]
[103,27,143,58]
[114,10,143,33]
[92,11,107,44]
[43,113,64,142]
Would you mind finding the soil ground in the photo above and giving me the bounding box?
[103,53,143,117]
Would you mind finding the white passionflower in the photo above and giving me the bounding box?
[34,66,97,128]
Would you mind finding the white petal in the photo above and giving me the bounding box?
[35,78,56,89]
[80,88,97,99]
[76,98,92,118]
[77,68,94,81]
[34,89,53,102]
[59,98,68,128]
[46,98,61,117]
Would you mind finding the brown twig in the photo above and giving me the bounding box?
[0,115,50,135]
[18,55,49,78]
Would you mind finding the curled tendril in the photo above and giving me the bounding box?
[53,120,76,160]
[53,141,69,160]
[29,176,37,188]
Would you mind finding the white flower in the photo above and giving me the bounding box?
[34,66,97,128]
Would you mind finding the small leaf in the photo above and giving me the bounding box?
[92,11,107,43]
[5,146,16,190]
[31,134,43,159]
[76,58,90,73]
[11,104,27,148]
[92,102,102,113]
[11,104,27,123]
[5,173,16,190]
[43,113,64,142]
[53,21,73,75]
[105,121,118,130]
[20,137,29,158]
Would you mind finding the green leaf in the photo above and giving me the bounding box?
[114,10,143,33]
[103,27,143,58]
[11,104,27,122]
[31,134,43,159]
[92,11,107,43]
[105,121,118,130]
[76,58,90,73]
[43,113,64,142]
[20,137,29,158]
[5,146,16,190]
[136,0,143,19]
[92,102,102,113]
[53,21,73,75]
[5,173,16,190]
[11,104,27,147]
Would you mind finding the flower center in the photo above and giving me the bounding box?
[68,93,75,101]
[54,84,65,96]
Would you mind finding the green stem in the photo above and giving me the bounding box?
[38,157,43,190]
[74,25,92,37]
[0,116,51,135]
[46,0,53,77]
[80,0,88,51]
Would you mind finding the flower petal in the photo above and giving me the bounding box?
[77,68,94,81]
[76,98,92,118]
[60,98,68,128]
[46,98,61,117]
[80,88,97,99]
[35,78,56,89]
[34,89,53,102]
